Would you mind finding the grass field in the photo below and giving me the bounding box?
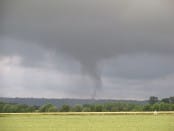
[0,112,174,131]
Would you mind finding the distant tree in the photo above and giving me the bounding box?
[39,103,57,112]
[103,103,112,112]
[95,105,103,112]
[111,106,119,112]
[0,102,4,112]
[83,104,95,112]
[171,104,174,110]
[131,105,143,111]
[1,97,174,112]
[60,104,70,112]
[47,106,58,112]
[71,105,82,112]
[169,97,174,104]
[27,106,36,112]
[161,98,170,103]
[159,102,171,111]
[152,103,160,111]
[89,105,95,112]
[82,107,91,112]
[143,104,152,111]
[17,104,30,112]
[3,104,20,112]
[149,96,158,105]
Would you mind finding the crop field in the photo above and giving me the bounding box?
[0,112,174,131]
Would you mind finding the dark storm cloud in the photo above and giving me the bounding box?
[0,0,174,98]
[1,0,174,61]
[101,54,174,79]
[0,38,46,66]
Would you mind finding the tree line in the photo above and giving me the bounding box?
[0,96,174,113]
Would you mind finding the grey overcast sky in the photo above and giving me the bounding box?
[0,0,174,99]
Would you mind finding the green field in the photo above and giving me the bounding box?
[0,113,174,131]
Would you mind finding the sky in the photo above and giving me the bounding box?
[0,0,174,99]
